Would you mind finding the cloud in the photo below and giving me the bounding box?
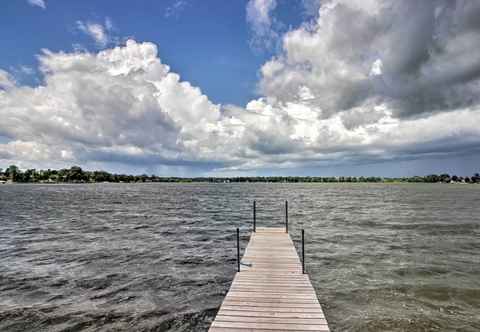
[105,17,114,31]
[0,70,16,90]
[19,66,35,75]
[27,0,46,9]
[246,0,279,52]
[0,40,229,172]
[259,0,480,119]
[302,0,322,17]
[165,0,188,18]
[76,18,114,47]
[1,1,480,175]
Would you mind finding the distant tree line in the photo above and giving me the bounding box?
[1,165,479,184]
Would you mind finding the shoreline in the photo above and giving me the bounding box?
[1,181,478,185]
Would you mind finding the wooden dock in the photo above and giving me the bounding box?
[209,227,330,331]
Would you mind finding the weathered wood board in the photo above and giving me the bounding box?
[209,227,330,331]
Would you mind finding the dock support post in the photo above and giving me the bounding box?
[285,200,288,233]
[236,228,240,272]
[302,229,305,274]
[253,200,256,232]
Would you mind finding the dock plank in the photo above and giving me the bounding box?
[209,228,330,331]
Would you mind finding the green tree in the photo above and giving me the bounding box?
[440,173,451,183]
[68,166,86,182]
[5,165,20,181]
[23,169,37,182]
[425,174,440,183]
[472,173,480,183]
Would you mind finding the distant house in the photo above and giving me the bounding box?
[40,178,57,184]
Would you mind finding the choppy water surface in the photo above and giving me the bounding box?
[0,183,479,331]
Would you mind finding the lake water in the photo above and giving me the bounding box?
[0,183,479,331]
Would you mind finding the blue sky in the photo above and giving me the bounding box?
[1,0,305,106]
[1,0,480,176]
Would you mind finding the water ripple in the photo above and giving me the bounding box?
[0,183,479,331]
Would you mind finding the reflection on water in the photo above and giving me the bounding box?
[0,183,479,331]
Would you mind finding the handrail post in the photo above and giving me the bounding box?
[253,200,256,232]
[237,228,240,272]
[302,229,305,274]
[285,200,288,233]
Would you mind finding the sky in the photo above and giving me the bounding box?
[0,0,479,176]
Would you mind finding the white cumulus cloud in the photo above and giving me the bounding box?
[246,0,279,52]
[27,0,46,9]
[0,70,16,90]
[165,0,189,18]
[77,18,114,47]
[0,40,231,172]
[259,0,480,120]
